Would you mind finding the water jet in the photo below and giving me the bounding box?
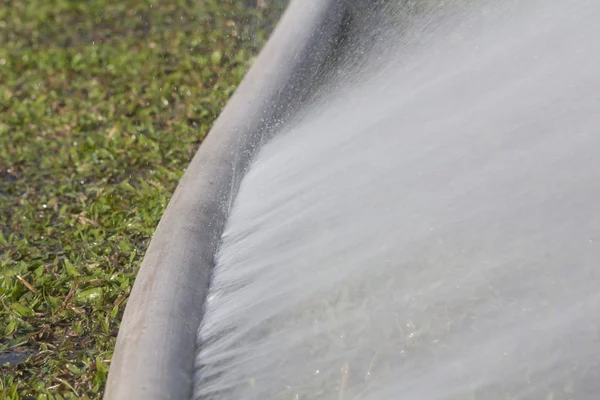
[106,1,600,399]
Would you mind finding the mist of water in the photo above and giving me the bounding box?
[193,1,600,399]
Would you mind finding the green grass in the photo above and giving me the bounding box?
[0,0,282,397]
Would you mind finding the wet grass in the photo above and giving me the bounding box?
[0,0,283,398]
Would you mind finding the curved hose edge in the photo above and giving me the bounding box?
[103,1,349,399]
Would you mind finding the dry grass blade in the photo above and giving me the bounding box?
[16,275,38,294]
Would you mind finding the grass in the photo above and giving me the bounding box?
[0,0,282,398]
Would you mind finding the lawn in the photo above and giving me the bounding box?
[0,0,282,398]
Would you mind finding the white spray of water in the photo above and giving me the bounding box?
[194,1,600,399]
